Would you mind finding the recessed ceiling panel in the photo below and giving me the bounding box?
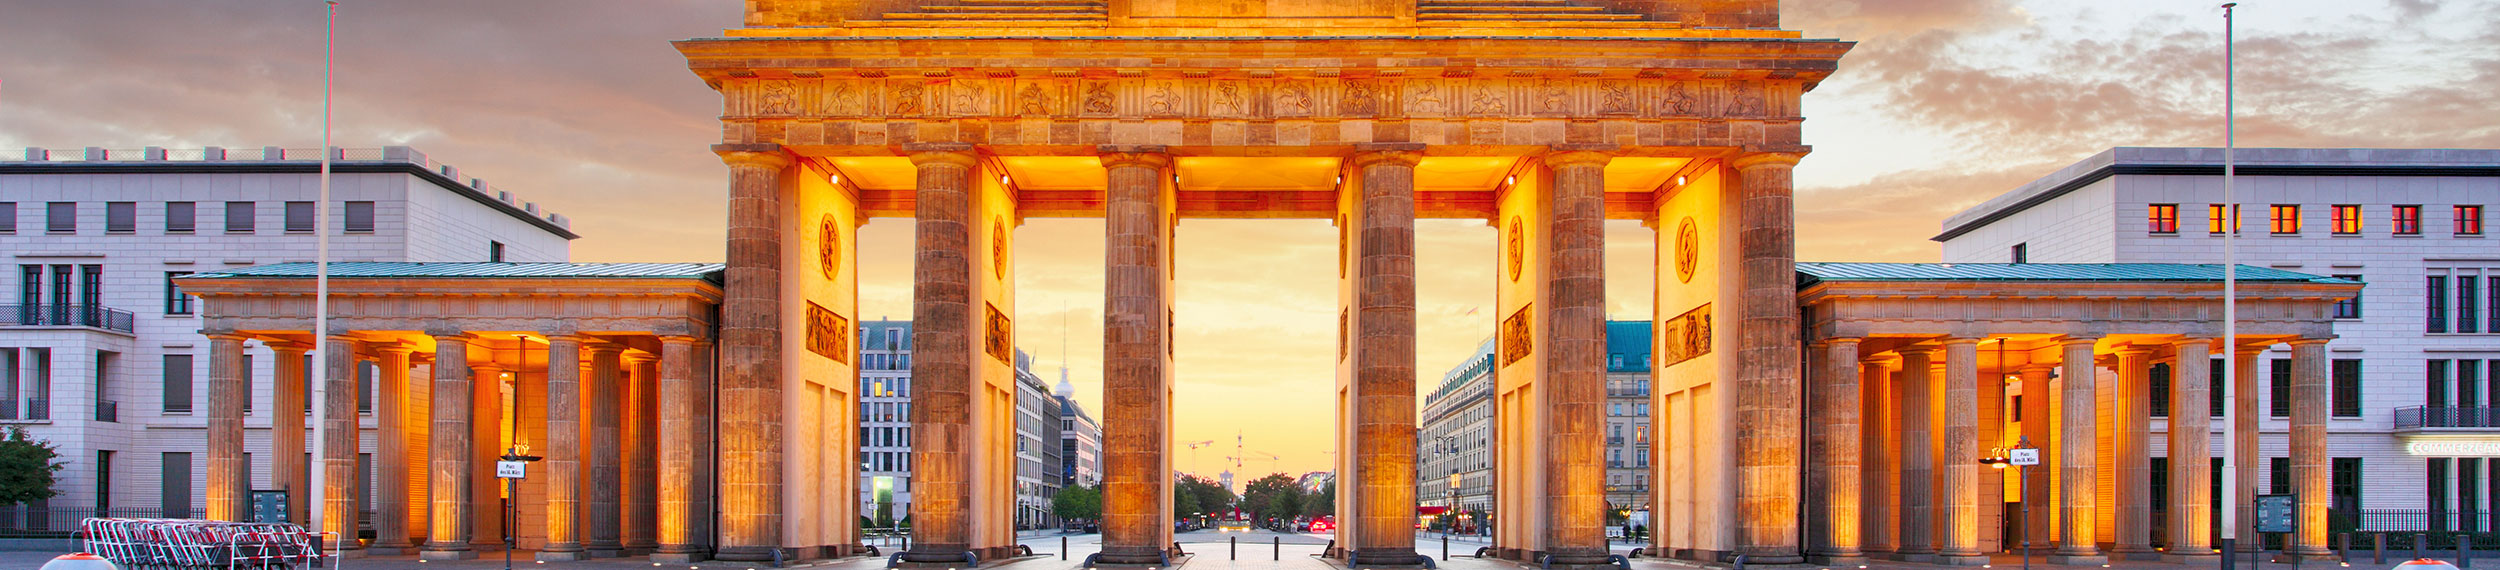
[1176,157,1341,192]
[1000,156,1108,191]
[826,157,918,191]
[1415,156,1519,193]
[1604,157,1692,194]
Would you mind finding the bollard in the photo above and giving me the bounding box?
[2421,533,2431,561]
[2339,533,2351,562]
[1064,536,1070,560]
[2461,534,2474,570]
[1276,536,1282,560]
[2377,532,2388,564]
[1233,536,1238,560]
[1444,535,1450,561]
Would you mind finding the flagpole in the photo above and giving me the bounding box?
[2218,3,2240,570]
[308,0,339,549]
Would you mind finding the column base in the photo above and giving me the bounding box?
[365,546,412,556]
[2273,550,2341,564]
[1349,548,1434,568]
[1937,553,1990,566]
[1808,553,1869,566]
[651,549,710,564]
[2112,545,2161,561]
[418,548,478,561]
[2045,553,2107,566]
[538,550,592,562]
[1891,549,1935,563]
[714,545,789,563]
[2164,551,2223,564]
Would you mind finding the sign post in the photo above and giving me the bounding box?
[497,446,541,570]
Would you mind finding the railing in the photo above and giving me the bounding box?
[1,304,137,333]
[2395,406,2500,429]
[0,506,187,538]
[94,400,118,423]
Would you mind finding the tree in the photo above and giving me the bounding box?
[1181,475,1233,517]
[1052,485,1102,522]
[1266,488,1303,524]
[0,428,60,507]
[1303,479,1335,518]
[874,488,898,528]
[1175,484,1201,519]
[1238,473,1301,524]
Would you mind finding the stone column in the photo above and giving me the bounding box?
[372,344,416,554]
[714,144,790,562]
[1536,148,1608,568]
[2287,338,2333,559]
[587,345,626,557]
[468,363,505,551]
[2114,347,2154,557]
[2167,340,2218,562]
[205,333,250,521]
[1349,146,1426,567]
[2231,347,2263,553]
[1859,357,1897,555]
[655,336,711,563]
[1938,338,1985,565]
[1731,151,1806,564]
[2050,337,2105,565]
[422,332,476,560]
[321,335,362,552]
[2017,364,2056,551]
[1816,339,1867,564]
[1097,148,1172,565]
[538,336,587,561]
[271,341,310,523]
[903,145,980,564]
[1895,347,1936,561]
[626,352,661,553]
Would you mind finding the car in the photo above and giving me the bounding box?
[1308,517,1334,534]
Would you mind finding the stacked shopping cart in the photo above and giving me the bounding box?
[77,518,335,569]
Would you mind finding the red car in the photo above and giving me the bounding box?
[1309,516,1335,534]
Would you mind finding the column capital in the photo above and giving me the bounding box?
[656,334,709,346]
[1939,336,1984,347]
[1542,149,1614,168]
[1351,146,1424,168]
[374,342,417,356]
[906,144,979,168]
[713,143,792,169]
[1729,151,1804,170]
[2114,346,2155,358]
[587,342,627,357]
[546,334,594,346]
[2287,336,2335,347]
[624,351,660,366]
[2173,338,2217,353]
[1897,345,1940,357]
[2016,363,2061,374]
[1819,337,1861,348]
[2059,335,2103,348]
[267,340,314,354]
[1096,150,1171,170]
[203,331,250,343]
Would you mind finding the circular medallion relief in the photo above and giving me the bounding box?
[1674,216,1701,284]
[1506,216,1525,282]
[992,217,1009,277]
[818,214,841,281]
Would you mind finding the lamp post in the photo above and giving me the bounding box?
[497,445,542,570]
[1984,436,2043,570]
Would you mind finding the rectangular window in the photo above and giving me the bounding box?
[2151,457,2171,511]
[2271,456,2293,495]
[2331,274,2363,319]
[2010,243,2028,264]
[2467,277,2485,334]
[165,272,193,315]
[2270,204,2301,234]
[283,201,314,233]
[2432,276,2452,333]
[2491,277,2500,333]
[2209,204,2240,235]
[2333,457,2363,515]
[106,202,135,233]
[2148,204,2180,234]
[47,202,76,233]
[2430,360,2453,409]
[163,354,193,414]
[0,202,14,233]
[160,453,192,519]
[2466,364,2487,413]
[241,354,253,413]
[95,450,112,510]
[2270,358,2292,418]
[165,202,195,233]
[2461,205,2486,236]
[2466,459,2484,532]
[2433,458,2454,530]
[343,201,375,234]
[489,241,506,262]
[2150,362,2172,417]
[2396,205,2424,235]
[224,202,255,233]
[2332,204,2362,235]
[2212,358,2228,418]
[2332,359,2362,418]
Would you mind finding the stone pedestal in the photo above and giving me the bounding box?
[1097,148,1174,566]
[422,333,477,561]
[714,144,792,562]
[1731,151,1805,564]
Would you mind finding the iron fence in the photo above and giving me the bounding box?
[1,304,137,333]
[2396,406,2500,429]
[0,507,184,538]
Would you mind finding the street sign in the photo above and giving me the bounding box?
[2008,448,2041,466]
[2254,494,2297,533]
[496,460,528,479]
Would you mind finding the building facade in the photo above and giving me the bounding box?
[0,146,571,526]
[1058,376,1104,491]
[857,319,914,526]
[1014,351,1066,529]
[1604,321,1653,516]
[1420,338,1493,520]
[1936,148,2500,533]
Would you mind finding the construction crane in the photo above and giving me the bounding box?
[1228,449,1282,475]
[1185,440,1216,475]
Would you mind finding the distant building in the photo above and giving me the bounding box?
[1056,373,1102,490]
[857,320,914,525]
[1014,351,1064,529]
[1603,320,1653,515]
[1419,321,1653,527]
[0,145,572,520]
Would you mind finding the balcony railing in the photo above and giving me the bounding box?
[2395,406,2500,429]
[93,400,117,423]
[2,304,136,333]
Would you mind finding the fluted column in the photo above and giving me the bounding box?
[904,146,980,564]
[2167,340,2218,561]
[1859,357,1898,555]
[2050,337,2106,565]
[468,362,505,551]
[655,336,712,562]
[372,344,416,554]
[587,344,626,557]
[2287,338,2333,558]
[320,335,362,552]
[1732,151,1806,563]
[421,332,476,560]
[1097,148,1173,565]
[1815,338,1867,564]
[270,341,310,523]
[625,352,660,553]
[1540,148,1607,569]
[538,336,587,561]
[1938,338,1985,565]
[205,333,250,521]
[714,144,790,561]
[1895,347,1936,560]
[2017,364,2057,551]
[2114,348,2155,557]
[2231,347,2263,553]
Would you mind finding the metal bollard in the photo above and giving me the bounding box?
[1444,536,1450,561]
[1064,536,1070,560]
[2461,533,2474,570]
[1233,536,1238,560]
[1275,536,1282,560]
[2338,533,2350,562]
[2376,532,2387,564]
[2419,533,2429,561]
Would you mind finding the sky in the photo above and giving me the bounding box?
[4,0,2496,482]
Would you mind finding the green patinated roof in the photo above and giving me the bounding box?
[186,262,725,282]
[1796,263,2356,286]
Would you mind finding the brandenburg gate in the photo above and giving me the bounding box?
[677,0,1847,566]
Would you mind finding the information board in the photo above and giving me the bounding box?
[2254,494,2297,533]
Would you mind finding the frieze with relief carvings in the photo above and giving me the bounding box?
[720,76,1800,122]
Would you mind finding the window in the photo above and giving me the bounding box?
[2433,458,2454,530]
[489,241,506,262]
[2491,277,2500,333]
[2209,204,2239,234]
[166,202,195,233]
[163,354,193,414]
[2461,206,2486,236]
[106,202,135,233]
[2150,362,2171,417]
[2150,457,2170,511]
[343,201,375,233]
[0,202,14,233]
[165,272,193,315]
[2332,204,2361,235]
[160,453,192,519]
[2212,358,2228,418]
[284,201,314,233]
[95,450,113,510]
[2466,277,2485,334]
[47,202,76,233]
[2269,358,2292,418]
[2148,204,2179,234]
[2333,457,2363,514]
[224,202,255,233]
[2270,204,2300,234]
[2396,205,2424,235]
[2271,456,2292,495]
[2432,276,2452,333]
[2430,360,2452,408]
[2332,359,2362,418]
[2010,243,2028,264]
[2331,274,2363,319]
